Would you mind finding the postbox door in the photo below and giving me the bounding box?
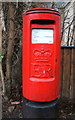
[30,24,56,81]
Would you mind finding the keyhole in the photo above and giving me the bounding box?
[56,59,58,62]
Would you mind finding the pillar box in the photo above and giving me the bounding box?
[22,8,61,118]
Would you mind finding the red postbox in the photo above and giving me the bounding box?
[23,8,61,102]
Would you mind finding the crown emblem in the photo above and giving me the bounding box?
[33,48,52,62]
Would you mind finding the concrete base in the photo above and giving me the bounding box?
[23,97,59,118]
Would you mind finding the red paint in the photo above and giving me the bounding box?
[22,8,61,102]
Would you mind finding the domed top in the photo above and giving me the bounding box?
[24,8,60,16]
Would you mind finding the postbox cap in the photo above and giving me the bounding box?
[24,8,60,16]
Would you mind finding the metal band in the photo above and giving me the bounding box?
[26,12,60,16]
